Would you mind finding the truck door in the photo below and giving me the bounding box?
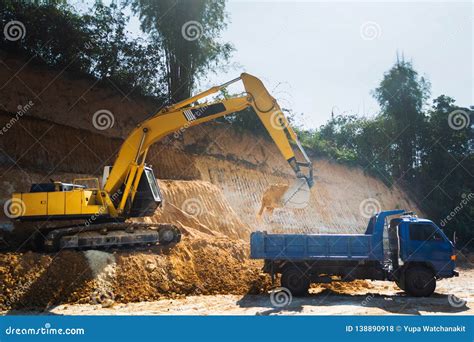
[401,222,453,274]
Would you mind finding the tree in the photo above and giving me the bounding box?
[0,1,93,73]
[296,59,473,244]
[0,1,168,100]
[86,3,167,99]
[419,96,473,242]
[129,0,234,102]
[373,56,430,180]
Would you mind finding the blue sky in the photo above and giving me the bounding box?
[200,1,473,128]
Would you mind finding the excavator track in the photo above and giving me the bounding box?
[44,222,181,252]
[1,221,181,252]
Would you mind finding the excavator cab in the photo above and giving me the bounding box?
[103,164,163,218]
[128,166,163,217]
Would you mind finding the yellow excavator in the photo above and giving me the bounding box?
[5,73,313,251]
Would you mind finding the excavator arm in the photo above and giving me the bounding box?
[104,73,314,213]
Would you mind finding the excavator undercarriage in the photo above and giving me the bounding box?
[3,220,181,252]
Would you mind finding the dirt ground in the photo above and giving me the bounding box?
[3,266,472,316]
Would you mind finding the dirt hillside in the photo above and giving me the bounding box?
[0,54,421,310]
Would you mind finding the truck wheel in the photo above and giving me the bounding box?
[281,267,310,296]
[404,266,436,297]
[395,279,405,291]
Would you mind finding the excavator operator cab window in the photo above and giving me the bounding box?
[129,166,162,217]
[144,167,161,202]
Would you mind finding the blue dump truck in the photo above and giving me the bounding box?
[250,210,458,297]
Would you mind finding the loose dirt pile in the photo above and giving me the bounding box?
[0,251,95,310]
[0,238,272,311]
[112,238,270,303]
[84,251,117,308]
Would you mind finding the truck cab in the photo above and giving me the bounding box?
[388,213,457,296]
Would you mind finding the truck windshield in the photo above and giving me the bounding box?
[409,223,443,241]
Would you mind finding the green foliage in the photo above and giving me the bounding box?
[0,0,233,102]
[373,58,431,180]
[128,0,234,102]
[300,58,473,245]
[0,1,93,72]
[0,1,167,99]
[85,3,166,98]
[418,96,473,242]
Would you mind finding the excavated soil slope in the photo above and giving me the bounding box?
[0,54,422,310]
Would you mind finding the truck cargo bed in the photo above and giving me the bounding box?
[250,231,375,261]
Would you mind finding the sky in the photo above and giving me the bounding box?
[76,0,473,129]
[199,1,473,128]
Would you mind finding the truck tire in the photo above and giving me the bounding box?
[404,266,436,297]
[395,272,405,291]
[281,267,310,296]
[395,279,405,291]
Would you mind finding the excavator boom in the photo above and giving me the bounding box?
[105,73,313,209]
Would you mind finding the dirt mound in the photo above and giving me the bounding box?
[0,251,95,310]
[155,180,251,240]
[310,280,374,295]
[113,238,270,303]
[0,237,271,311]
[0,238,374,311]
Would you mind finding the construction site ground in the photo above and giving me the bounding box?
[3,264,473,316]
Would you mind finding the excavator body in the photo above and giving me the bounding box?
[5,73,314,252]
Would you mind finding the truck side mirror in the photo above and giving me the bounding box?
[453,231,457,247]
